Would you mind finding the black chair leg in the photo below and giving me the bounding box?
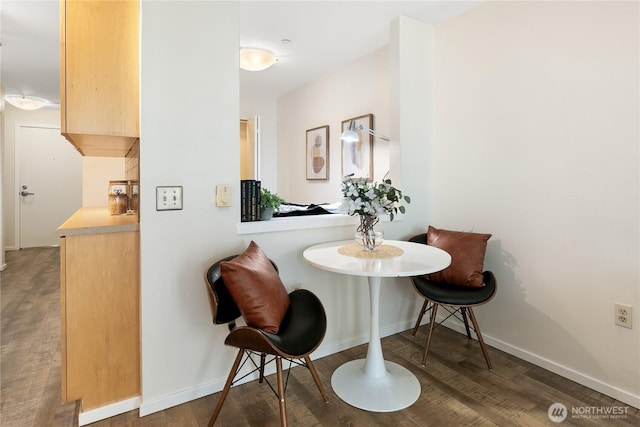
[467,308,492,370]
[421,303,439,365]
[209,349,244,427]
[412,300,430,337]
[275,356,287,427]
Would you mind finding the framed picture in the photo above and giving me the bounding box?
[341,114,373,181]
[306,125,330,180]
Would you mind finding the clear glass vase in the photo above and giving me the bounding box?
[355,215,383,251]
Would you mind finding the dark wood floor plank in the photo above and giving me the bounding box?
[2,247,638,426]
[1,248,78,427]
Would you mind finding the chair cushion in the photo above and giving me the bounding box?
[221,241,290,333]
[426,226,491,287]
[260,289,327,355]
[413,271,497,305]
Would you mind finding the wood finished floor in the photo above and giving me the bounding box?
[1,247,638,426]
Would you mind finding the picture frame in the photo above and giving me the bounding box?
[306,125,330,180]
[341,114,373,181]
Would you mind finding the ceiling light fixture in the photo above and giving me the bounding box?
[4,94,49,110]
[239,47,277,72]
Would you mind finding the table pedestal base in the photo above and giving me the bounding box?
[331,359,421,412]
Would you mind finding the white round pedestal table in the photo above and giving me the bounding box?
[303,240,451,412]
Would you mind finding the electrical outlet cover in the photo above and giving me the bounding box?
[615,303,632,328]
[156,186,183,211]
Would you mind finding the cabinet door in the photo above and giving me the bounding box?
[63,232,140,409]
[61,0,139,156]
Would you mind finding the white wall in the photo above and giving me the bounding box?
[390,16,436,233]
[1,108,4,269]
[139,0,243,412]
[139,3,435,414]
[139,0,638,416]
[434,1,639,406]
[82,157,126,207]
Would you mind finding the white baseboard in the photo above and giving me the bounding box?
[139,357,281,416]
[140,381,222,417]
[139,317,639,418]
[78,396,140,426]
[440,319,640,409]
[139,321,412,417]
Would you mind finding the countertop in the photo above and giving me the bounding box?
[58,207,139,237]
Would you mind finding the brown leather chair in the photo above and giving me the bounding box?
[409,233,497,370]
[204,255,329,427]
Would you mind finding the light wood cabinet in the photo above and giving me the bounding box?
[60,230,140,409]
[60,0,139,157]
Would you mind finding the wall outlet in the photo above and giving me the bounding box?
[614,303,632,328]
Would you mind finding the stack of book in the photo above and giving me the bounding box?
[240,180,261,222]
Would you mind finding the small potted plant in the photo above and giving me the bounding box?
[260,187,285,220]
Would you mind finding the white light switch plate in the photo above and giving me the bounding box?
[156,186,183,210]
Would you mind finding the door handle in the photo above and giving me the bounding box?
[20,185,34,197]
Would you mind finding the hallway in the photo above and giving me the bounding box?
[1,247,78,425]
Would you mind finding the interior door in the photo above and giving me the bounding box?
[239,116,260,180]
[17,124,82,248]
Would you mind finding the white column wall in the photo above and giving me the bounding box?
[138,4,434,414]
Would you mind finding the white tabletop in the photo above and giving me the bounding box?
[303,239,451,278]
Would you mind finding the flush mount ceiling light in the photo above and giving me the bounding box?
[4,94,49,110]
[239,47,277,71]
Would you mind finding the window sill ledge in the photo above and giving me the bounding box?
[237,214,357,235]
